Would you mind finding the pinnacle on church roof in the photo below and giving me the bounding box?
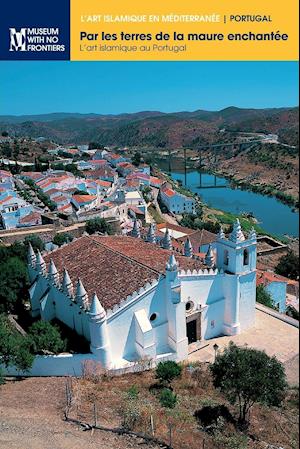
[131,219,141,238]
[162,228,172,250]
[184,237,193,257]
[89,292,106,319]
[205,244,215,268]
[249,227,257,240]
[166,254,178,271]
[27,242,36,266]
[36,249,46,274]
[62,268,73,297]
[76,278,89,309]
[146,223,156,244]
[48,258,60,285]
[218,225,225,240]
[229,219,245,243]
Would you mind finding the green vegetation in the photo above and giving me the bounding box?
[230,178,298,208]
[148,204,164,224]
[0,236,44,314]
[24,178,56,211]
[52,232,73,247]
[0,314,34,373]
[256,285,276,309]
[85,217,113,235]
[50,161,84,177]
[156,360,182,387]
[88,142,104,150]
[131,151,142,166]
[28,320,66,354]
[275,251,299,281]
[73,189,89,195]
[286,305,299,321]
[210,343,287,426]
[141,185,152,202]
[159,388,177,409]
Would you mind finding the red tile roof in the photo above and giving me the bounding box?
[72,194,97,204]
[19,211,41,224]
[0,195,14,204]
[95,180,111,188]
[256,270,298,286]
[162,188,176,197]
[150,176,162,186]
[44,235,203,310]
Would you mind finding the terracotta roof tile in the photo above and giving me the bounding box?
[44,235,203,310]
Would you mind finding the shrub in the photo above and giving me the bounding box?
[275,251,299,281]
[28,320,66,354]
[127,385,139,400]
[86,217,113,235]
[256,285,275,309]
[156,361,182,386]
[53,232,73,247]
[159,388,177,409]
[0,314,34,373]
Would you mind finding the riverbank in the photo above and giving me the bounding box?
[152,153,299,210]
[153,166,297,242]
[214,170,299,210]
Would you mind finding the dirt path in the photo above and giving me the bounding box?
[0,377,156,449]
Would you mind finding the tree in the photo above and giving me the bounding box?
[0,257,29,313]
[1,131,9,137]
[210,343,287,426]
[275,251,299,281]
[159,388,177,409]
[0,315,34,373]
[156,361,182,387]
[256,285,275,309]
[28,320,66,354]
[132,152,142,167]
[86,217,113,235]
[24,234,45,252]
[88,142,104,150]
[53,233,73,247]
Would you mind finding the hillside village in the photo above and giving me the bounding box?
[0,137,299,449]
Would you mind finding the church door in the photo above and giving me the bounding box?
[186,319,197,344]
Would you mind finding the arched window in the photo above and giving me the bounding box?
[243,249,249,266]
[224,250,229,266]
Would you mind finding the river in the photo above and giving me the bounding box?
[169,170,299,238]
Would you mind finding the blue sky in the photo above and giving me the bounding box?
[0,61,298,115]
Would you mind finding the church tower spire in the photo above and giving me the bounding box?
[131,219,141,238]
[146,223,156,244]
[75,278,89,309]
[183,237,193,257]
[218,225,225,240]
[229,219,245,243]
[162,228,172,250]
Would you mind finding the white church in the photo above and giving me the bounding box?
[27,219,257,369]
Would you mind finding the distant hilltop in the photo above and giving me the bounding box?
[0,106,298,148]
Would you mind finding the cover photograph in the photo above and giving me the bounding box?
[0,1,299,448]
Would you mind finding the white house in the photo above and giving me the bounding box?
[27,219,257,371]
[160,186,196,215]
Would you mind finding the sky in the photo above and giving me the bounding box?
[0,61,298,115]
